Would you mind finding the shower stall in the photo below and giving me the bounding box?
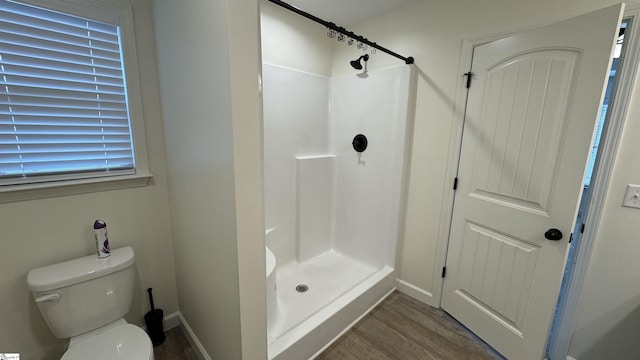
[263,63,413,359]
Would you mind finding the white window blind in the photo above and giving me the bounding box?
[0,0,135,184]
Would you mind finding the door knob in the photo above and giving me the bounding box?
[544,228,563,241]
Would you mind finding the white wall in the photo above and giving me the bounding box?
[261,0,334,269]
[262,64,331,266]
[153,0,265,359]
[0,0,179,358]
[262,63,411,272]
[331,0,640,358]
[330,67,411,269]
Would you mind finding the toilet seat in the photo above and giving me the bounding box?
[62,324,153,360]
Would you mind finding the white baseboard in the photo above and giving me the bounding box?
[164,311,180,330]
[178,312,213,360]
[396,279,434,305]
[567,356,577,360]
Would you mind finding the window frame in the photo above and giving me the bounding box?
[0,0,151,203]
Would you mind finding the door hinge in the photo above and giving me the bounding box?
[580,223,585,233]
[464,72,473,88]
[569,233,574,243]
[442,266,447,278]
[453,177,458,190]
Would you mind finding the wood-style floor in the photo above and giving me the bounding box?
[153,327,198,360]
[154,291,504,360]
[316,291,504,360]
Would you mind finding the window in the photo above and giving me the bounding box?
[0,0,149,197]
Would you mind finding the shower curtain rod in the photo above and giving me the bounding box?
[267,0,415,65]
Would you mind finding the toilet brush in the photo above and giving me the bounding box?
[144,287,165,346]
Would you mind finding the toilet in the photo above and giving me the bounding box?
[27,247,154,360]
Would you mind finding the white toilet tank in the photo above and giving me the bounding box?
[27,247,136,339]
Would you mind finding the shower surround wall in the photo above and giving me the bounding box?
[263,64,330,265]
[263,63,412,359]
[264,63,410,269]
[331,70,410,269]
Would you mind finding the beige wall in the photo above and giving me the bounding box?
[153,0,265,359]
[228,1,268,358]
[0,0,179,359]
[260,0,335,76]
[330,0,640,358]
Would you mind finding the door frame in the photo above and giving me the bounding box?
[434,4,640,359]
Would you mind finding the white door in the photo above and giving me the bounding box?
[442,4,624,360]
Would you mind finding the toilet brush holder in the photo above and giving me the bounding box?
[144,288,165,346]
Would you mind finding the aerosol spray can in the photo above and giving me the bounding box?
[94,220,111,258]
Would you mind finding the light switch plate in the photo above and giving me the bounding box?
[622,184,640,208]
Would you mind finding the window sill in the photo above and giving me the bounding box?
[0,173,153,204]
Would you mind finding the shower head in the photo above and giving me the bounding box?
[350,54,369,70]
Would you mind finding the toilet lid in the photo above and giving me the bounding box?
[62,324,153,360]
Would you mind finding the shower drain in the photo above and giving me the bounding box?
[295,284,309,293]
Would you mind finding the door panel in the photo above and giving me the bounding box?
[457,222,539,334]
[442,4,624,359]
[471,50,578,214]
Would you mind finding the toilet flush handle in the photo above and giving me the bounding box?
[35,293,60,302]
